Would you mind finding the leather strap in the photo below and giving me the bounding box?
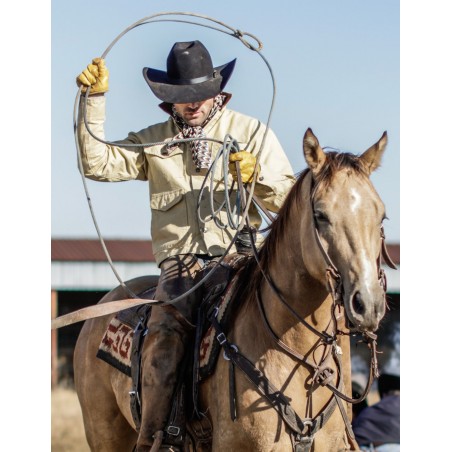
[228,359,238,421]
[129,306,152,430]
[51,297,159,330]
[210,313,339,441]
[380,226,398,269]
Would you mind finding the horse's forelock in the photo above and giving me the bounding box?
[313,151,368,195]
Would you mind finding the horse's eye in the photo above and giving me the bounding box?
[314,210,329,223]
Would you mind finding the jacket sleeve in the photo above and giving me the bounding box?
[250,126,296,212]
[76,95,148,182]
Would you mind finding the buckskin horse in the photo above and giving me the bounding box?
[73,128,393,451]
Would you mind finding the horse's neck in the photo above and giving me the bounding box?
[260,173,333,350]
[261,251,331,348]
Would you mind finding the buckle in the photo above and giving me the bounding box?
[166,425,181,436]
[216,332,226,345]
[313,367,335,386]
[128,389,141,408]
[223,344,238,361]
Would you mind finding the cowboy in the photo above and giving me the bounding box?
[76,40,295,451]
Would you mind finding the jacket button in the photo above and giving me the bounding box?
[200,227,207,233]
[258,176,264,181]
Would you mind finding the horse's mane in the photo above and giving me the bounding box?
[236,151,369,305]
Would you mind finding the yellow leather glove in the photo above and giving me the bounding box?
[76,58,109,95]
[229,151,260,184]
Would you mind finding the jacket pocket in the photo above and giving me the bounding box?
[150,188,185,211]
[145,146,186,191]
[150,188,190,255]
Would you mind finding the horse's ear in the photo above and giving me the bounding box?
[360,131,388,175]
[303,128,326,176]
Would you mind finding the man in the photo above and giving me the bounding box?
[352,373,400,452]
[76,40,295,451]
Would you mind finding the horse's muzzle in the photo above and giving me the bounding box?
[347,289,386,332]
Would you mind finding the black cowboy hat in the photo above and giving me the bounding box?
[143,40,236,104]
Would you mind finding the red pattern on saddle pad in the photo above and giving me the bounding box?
[97,317,134,376]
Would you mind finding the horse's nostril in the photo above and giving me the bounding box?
[352,292,365,315]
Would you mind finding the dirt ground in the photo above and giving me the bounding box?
[51,387,90,452]
[52,385,380,451]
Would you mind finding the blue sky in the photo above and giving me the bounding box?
[51,0,400,242]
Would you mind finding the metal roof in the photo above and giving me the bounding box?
[386,243,399,265]
[51,239,156,262]
[51,239,399,265]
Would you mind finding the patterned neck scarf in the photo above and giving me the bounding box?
[171,93,226,171]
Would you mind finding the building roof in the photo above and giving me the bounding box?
[51,239,156,262]
[51,239,399,265]
[386,243,399,265]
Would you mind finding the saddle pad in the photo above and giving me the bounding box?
[97,301,153,376]
[96,255,246,380]
[198,272,240,380]
[97,316,134,376]
[95,282,237,379]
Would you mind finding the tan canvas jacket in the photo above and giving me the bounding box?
[77,95,295,265]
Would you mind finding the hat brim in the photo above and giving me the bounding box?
[143,59,236,104]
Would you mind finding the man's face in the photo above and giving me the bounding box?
[173,98,214,126]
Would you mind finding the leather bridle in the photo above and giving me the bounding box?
[229,168,398,447]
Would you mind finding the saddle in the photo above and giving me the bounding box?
[96,253,249,449]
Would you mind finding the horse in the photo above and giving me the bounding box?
[74,128,391,451]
